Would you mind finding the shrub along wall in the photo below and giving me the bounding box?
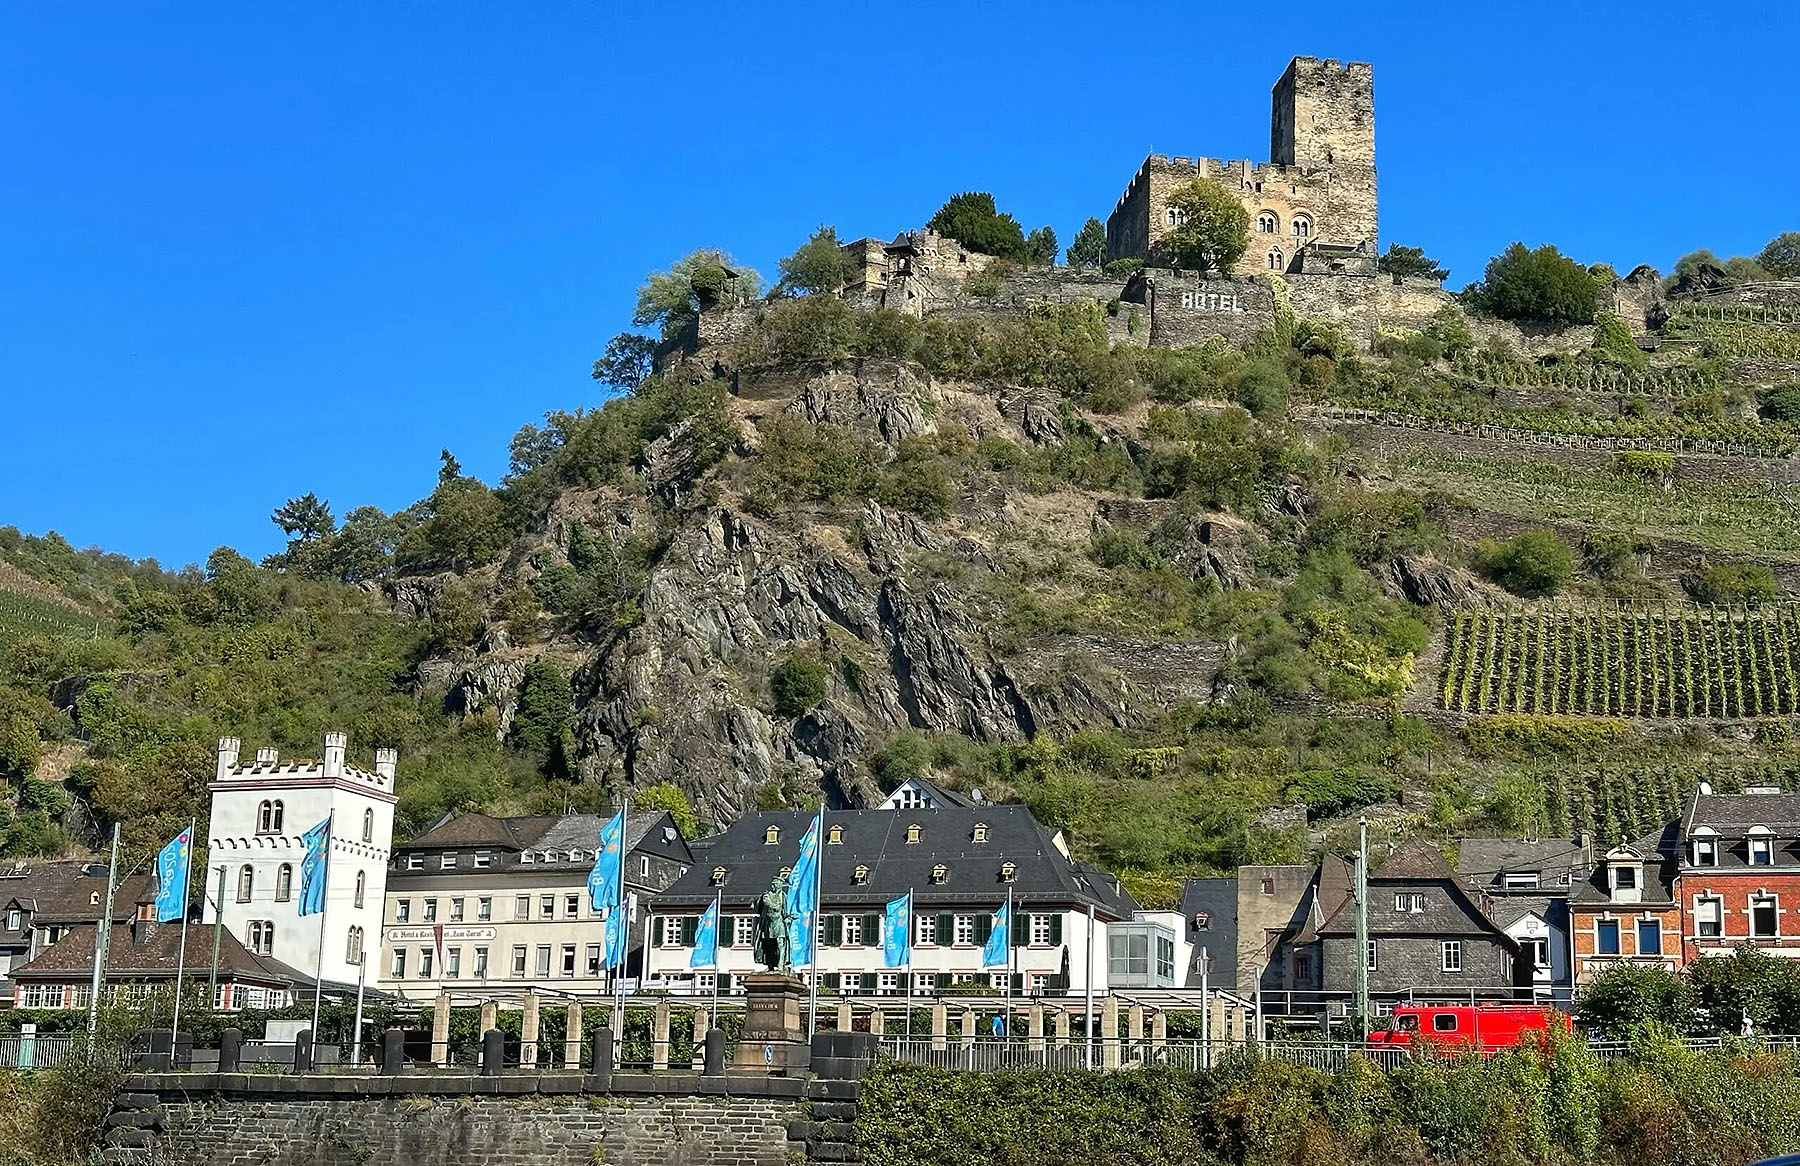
[855,1036,1800,1166]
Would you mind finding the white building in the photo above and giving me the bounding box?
[204,733,396,989]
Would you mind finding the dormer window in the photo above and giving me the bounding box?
[779,866,793,879]
[1194,911,1210,931]
[90,891,100,906]
[1692,833,1719,866]
[1750,829,1775,866]
[765,826,781,845]
[710,867,727,887]
[905,824,922,844]
[972,823,989,843]
[1614,866,1637,889]
[519,851,534,864]
[999,861,1017,883]
[852,865,870,886]
[931,864,948,885]
[827,825,844,846]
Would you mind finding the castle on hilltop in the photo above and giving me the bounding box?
[1106,57,1378,277]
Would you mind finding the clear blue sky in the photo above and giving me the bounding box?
[4,1,1796,569]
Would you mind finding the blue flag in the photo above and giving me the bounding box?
[588,809,626,911]
[298,817,331,917]
[604,892,632,969]
[882,893,911,969]
[786,814,821,969]
[690,899,720,969]
[981,901,1010,969]
[154,827,192,923]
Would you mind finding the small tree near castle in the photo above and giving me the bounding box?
[1161,179,1250,274]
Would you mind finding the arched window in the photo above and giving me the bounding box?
[354,870,366,909]
[346,926,364,964]
[237,865,254,903]
[1166,206,1186,227]
[1257,212,1278,234]
[275,864,293,902]
[1267,248,1284,271]
[1290,215,1312,238]
[247,920,273,956]
[257,801,275,834]
[363,809,374,843]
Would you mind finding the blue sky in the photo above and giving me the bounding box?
[4,1,1796,568]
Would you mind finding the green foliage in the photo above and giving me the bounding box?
[511,660,573,761]
[1613,450,1675,478]
[1378,244,1449,282]
[270,493,334,542]
[1065,217,1106,268]
[1022,225,1058,267]
[1464,715,1629,758]
[633,780,700,839]
[589,332,657,391]
[1591,312,1647,369]
[927,192,1031,260]
[1464,242,1600,325]
[1576,966,1697,1040]
[1758,381,1800,423]
[632,249,763,339]
[1103,257,1145,277]
[1759,231,1800,279]
[775,225,859,296]
[1685,563,1778,606]
[1160,179,1251,273]
[1140,406,1314,513]
[1480,529,1573,597]
[770,653,828,716]
[394,469,508,574]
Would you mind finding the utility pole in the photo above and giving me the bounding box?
[209,865,227,1005]
[87,823,122,1038]
[1354,816,1370,1036]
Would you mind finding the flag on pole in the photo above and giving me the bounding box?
[786,813,821,968]
[690,898,720,969]
[154,827,192,923]
[981,900,1010,969]
[588,809,626,911]
[604,891,633,969]
[298,817,331,916]
[882,893,911,969]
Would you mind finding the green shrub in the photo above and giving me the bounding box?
[1160,179,1251,273]
[1685,563,1779,606]
[927,192,1035,260]
[1592,312,1648,369]
[1758,381,1800,423]
[1088,528,1160,569]
[1464,242,1599,325]
[770,654,828,716]
[1481,528,1573,597]
[1465,714,1630,757]
[1612,450,1674,479]
[1102,257,1144,277]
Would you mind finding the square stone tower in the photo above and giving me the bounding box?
[1272,57,1375,170]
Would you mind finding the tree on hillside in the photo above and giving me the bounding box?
[592,332,657,390]
[1161,180,1250,274]
[1757,231,1800,279]
[927,192,1028,259]
[775,226,860,296]
[1462,243,1598,325]
[635,781,700,839]
[1065,218,1106,268]
[633,250,764,339]
[1378,244,1448,282]
[1023,226,1058,267]
[271,494,334,542]
[1481,528,1573,597]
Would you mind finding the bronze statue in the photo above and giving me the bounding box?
[753,870,795,973]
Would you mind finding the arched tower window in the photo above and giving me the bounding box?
[346,926,364,964]
[1257,212,1278,234]
[236,865,254,903]
[363,809,374,843]
[257,801,275,834]
[1166,207,1186,227]
[354,870,366,909]
[1267,248,1285,271]
[1290,215,1312,239]
[275,864,293,902]
[268,801,284,834]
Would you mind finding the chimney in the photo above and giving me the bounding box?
[255,747,279,766]
[215,737,241,781]
[374,748,397,781]
[323,732,347,779]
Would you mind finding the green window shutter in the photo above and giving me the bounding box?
[824,973,841,993]
[934,973,951,990]
[681,916,697,946]
[1049,914,1063,946]
[651,916,665,946]
[936,913,954,942]
[861,972,877,993]
[974,914,993,945]
[1011,910,1030,947]
[720,916,735,947]
[825,914,843,946]
[863,914,881,945]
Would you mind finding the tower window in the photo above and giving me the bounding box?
[363,809,374,843]
[1257,212,1278,234]
[1165,207,1186,227]
[354,870,366,909]
[236,865,254,903]
[256,800,284,835]
[275,864,293,902]
[1291,215,1312,239]
[1267,248,1284,271]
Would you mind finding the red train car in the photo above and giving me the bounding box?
[1365,1004,1571,1052]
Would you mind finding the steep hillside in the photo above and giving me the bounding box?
[6,262,1800,903]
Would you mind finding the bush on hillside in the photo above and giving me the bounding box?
[1065,217,1106,268]
[927,192,1032,260]
[770,654,828,716]
[1463,242,1599,325]
[1480,528,1573,597]
[1684,563,1778,606]
[775,225,860,296]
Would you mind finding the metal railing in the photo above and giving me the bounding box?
[0,1034,77,1070]
[878,1036,1415,1073]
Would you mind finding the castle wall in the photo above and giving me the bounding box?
[1138,271,1278,348]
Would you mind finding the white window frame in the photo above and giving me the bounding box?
[842,915,863,947]
[511,946,527,976]
[1366,940,1378,971]
[534,945,552,978]
[733,917,757,947]
[445,947,461,978]
[1752,894,1780,938]
[1696,895,1724,938]
[440,854,456,871]
[474,947,489,978]
[392,948,407,978]
[1030,914,1054,946]
[1441,941,1463,973]
[953,915,976,946]
[477,896,492,921]
[418,948,434,978]
[473,852,491,869]
[404,854,423,871]
[395,898,411,923]
[916,915,937,946]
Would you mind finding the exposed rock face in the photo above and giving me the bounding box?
[1385,554,1505,608]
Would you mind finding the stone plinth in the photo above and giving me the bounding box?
[732,974,811,1074]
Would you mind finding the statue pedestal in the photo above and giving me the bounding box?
[733,973,811,1073]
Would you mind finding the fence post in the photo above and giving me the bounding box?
[1151,1010,1167,1057]
[690,1008,709,1070]
[1127,1004,1145,1062]
[480,999,497,1037]
[931,1003,948,1052]
[1101,998,1119,1069]
[521,991,541,1070]
[218,1028,242,1073]
[959,1008,976,1043]
[703,1028,725,1076]
[590,1027,615,1085]
[380,1028,406,1076]
[480,1029,504,1076]
[836,998,853,1035]
[869,1007,885,1039]
[431,991,451,1068]
[1052,1008,1070,1048]
[652,998,671,1072]
[1027,1005,1045,1056]
[564,1001,584,1070]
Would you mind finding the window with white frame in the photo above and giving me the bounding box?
[511,946,527,976]
[440,853,456,870]
[423,898,437,922]
[843,915,863,946]
[1696,896,1724,937]
[473,851,491,869]
[405,855,424,871]
[275,864,293,902]
[246,920,274,957]
[540,895,555,919]
[1693,835,1719,866]
[566,894,580,918]
[354,871,366,909]
[587,944,602,975]
[734,917,757,947]
[1366,940,1378,971]
[1290,215,1312,238]
[19,984,63,1008]
[237,865,254,903]
[392,948,407,978]
[535,945,551,977]
[1751,832,1775,866]
[1267,247,1284,270]
[450,898,464,922]
[478,896,492,921]
[6,908,19,931]
[912,972,935,995]
[562,944,577,976]
[515,895,531,921]
[989,972,1008,991]
[363,809,374,842]
[953,915,976,945]
[916,914,937,945]
[1030,914,1055,945]
[418,948,434,978]
[445,947,461,978]
[1441,941,1463,973]
[1753,894,1780,937]
[346,926,364,964]
[1394,893,1424,913]
[878,972,901,996]
[1637,918,1662,956]
[395,899,411,923]
[1257,211,1278,234]
[474,947,489,978]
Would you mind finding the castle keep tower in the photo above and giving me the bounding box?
[1105,55,1378,276]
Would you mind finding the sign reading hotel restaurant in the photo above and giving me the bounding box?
[384,926,497,943]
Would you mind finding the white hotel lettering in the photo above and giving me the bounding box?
[1179,291,1240,312]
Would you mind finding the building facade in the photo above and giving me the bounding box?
[1569,827,1682,985]
[8,919,301,1012]
[1679,788,1800,963]
[1,860,155,998]
[1106,57,1378,276]
[377,811,693,1002]
[204,734,396,990]
[644,806,1164,997]
[1458,837,1590,1000]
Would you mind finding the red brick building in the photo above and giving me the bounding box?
[1679,788,1800,964]
[1569,826,1683,986]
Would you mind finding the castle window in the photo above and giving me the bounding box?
[931,864,949,885]
[1257,212,1278,234]
[363,809,374,843]
[1267,248,1284,271]
[346,926,364,965]
[354,870,366,909]
[827,825,844,846]
[1165,207,1186,227]
[972,823,989,843]
[236,865,254,903]
[1291,215,1312,239]
[257,800,284,835]
[906,824,922,844]
[274,863,293,902]
[765,826,780,845]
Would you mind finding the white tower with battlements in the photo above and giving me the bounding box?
[204,732,397,990]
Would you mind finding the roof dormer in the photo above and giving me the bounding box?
[1603,844,1645,905]
[1748,825,1776,867]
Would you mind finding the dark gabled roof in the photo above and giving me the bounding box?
[400,813,560,851]
[1312,841,1516,946]
[9,920,303,986]
[0,861,156,932]
[884,776,974,809]
[1456,838,1591,889]
[1572,822,1680,906]
[1373,838,1458,881]
[398,809,680,867]
[650,805,1136,917]
[1686,791,1800,832]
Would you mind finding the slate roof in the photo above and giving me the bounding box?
[0,861,155,934]
[1456,838,1591,892]
[397,810,674,870]
[650,805,1138,917]
[1311,840,1515,944]
[1686,791,1800,832]
[9,920,305,986]
[880,776,975,810]
[1571,822,1680,906]
[1180,878,1238,983]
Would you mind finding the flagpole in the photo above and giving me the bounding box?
[710,890,721,1026]
[351,951,367,1065]
[208,864,225,1006]
[1084,902,1095,1070]
[309,810,335,1058]
[613,800,630,1041]
[170,818,196,1049]
[87,822,121,1038]
[1004,885,1014,1041]
[904,889,914,1043]
[807,803,822,1039]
